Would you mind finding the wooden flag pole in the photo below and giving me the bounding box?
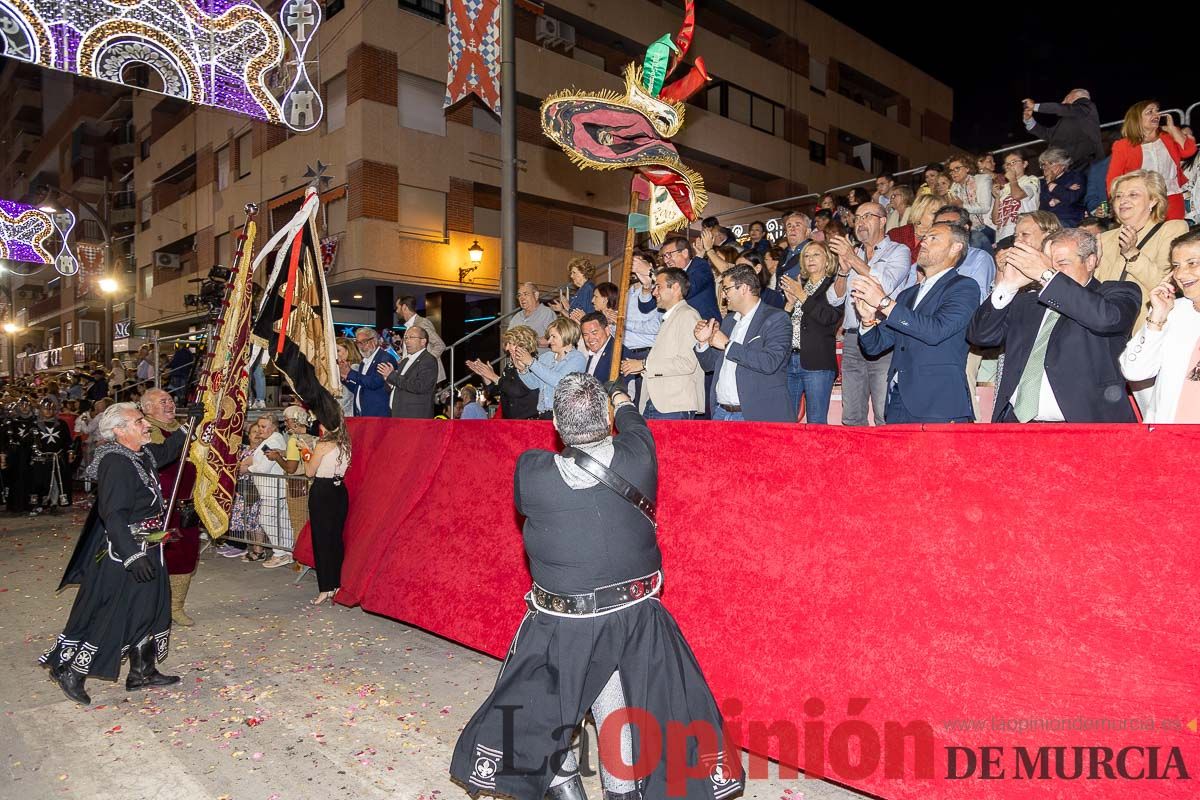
[608,186,642,383]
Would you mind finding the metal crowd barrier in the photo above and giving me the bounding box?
[219,472,311,556]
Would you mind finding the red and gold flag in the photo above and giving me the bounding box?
[188,206,259,538]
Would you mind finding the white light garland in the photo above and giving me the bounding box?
[0,0,322,131]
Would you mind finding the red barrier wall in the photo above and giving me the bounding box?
[295,418,1200,799]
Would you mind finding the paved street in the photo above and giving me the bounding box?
[1,510,868,800]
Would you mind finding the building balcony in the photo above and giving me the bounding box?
[110,206,136,228]
[110,141,136,167]
[70,157,108,194]
[27,293,62,320]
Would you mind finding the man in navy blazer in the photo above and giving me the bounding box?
[853,222,981,423]
[340,327,398,417]
[693,264,793,422]
[579,312,615,381]
[967,228,1140,423]
[659,235,720,322]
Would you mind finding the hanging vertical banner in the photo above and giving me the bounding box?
[75,242,105,297]
[320,235,340,272]
[444,0,501,115]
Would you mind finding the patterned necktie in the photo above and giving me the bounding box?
[1012,310,1061,422]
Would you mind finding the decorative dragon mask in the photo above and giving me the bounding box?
[540,0,710,243]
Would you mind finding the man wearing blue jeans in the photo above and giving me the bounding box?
[827,202,915,425]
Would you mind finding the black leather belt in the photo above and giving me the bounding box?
[531,571,662,615]
[843,328,858,335]
[718,403,742,413]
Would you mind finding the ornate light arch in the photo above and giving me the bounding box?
[78,19,204,103]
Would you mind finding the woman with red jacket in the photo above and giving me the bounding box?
[1107,100,1197,220]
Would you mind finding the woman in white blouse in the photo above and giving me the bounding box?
[1120,230,1200,422]
[990,151,1041,239]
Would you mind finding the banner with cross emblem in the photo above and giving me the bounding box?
[444,0,501,114]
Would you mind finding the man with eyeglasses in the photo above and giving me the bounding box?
[694,264,793,422]
[378,327,438,418]
[508,282,557,353]
[828,201,916,426]
[339,327,398,417]
[658,235,720,322]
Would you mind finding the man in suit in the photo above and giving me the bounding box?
[1022,89,1104,170]
[853,223,982,423]
[579,312,615,381]
[379,327,438,419]
[778,210,812,280]
[620,267,704,420]
[395,295,447,384]
[658,235,719,322]
[341,327,398,417]
[967,228,1141,422]
[693,264,793,422]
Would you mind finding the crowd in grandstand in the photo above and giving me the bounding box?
[348,93,1200,426]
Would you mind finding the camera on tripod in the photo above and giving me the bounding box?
[184,266,234,320]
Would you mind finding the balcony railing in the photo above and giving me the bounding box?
[28,293,62,319]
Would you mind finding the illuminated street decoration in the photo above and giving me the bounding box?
[0,0,323,131]
[0,199,79,275]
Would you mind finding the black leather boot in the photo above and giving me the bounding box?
[546,774,588,800]
[55,667,91,705]
[125,640,180,691]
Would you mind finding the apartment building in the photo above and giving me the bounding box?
[4,0,951,375]
[0,63,135,377]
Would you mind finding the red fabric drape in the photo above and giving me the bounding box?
[295,419,1200,799]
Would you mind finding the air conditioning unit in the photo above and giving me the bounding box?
[535,15,560,45]
[154,251,182,270]
[536,15,575,51]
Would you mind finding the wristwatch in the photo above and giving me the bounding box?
[1040,268,1057,285]
[877,297,893,311]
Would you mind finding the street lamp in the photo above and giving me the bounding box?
[2,322,18,334]
[459,240,485,283]
[99,277,119,294]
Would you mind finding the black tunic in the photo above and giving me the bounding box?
[29,417,72,504]
[3,413,35,511]
[450,405,742,800]
[40,430,187,680]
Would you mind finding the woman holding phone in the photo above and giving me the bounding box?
[1107,100,1197,220]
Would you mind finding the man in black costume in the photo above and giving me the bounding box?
[451,373,742,800]
[2,396,36,512]
[39,401,191,705]
[28,396,74,514]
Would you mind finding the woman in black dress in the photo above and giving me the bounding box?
[464,325,540,420]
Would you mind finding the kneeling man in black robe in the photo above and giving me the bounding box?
[452,373,742,800]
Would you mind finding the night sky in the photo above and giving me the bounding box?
[805,3,1199,152]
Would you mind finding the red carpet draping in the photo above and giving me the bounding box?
[294,419,1199,799]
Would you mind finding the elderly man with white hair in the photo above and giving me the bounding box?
[41,401,192,705]
[1038,147,1088,228]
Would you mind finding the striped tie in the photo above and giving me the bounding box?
[1012,310,1061,423]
